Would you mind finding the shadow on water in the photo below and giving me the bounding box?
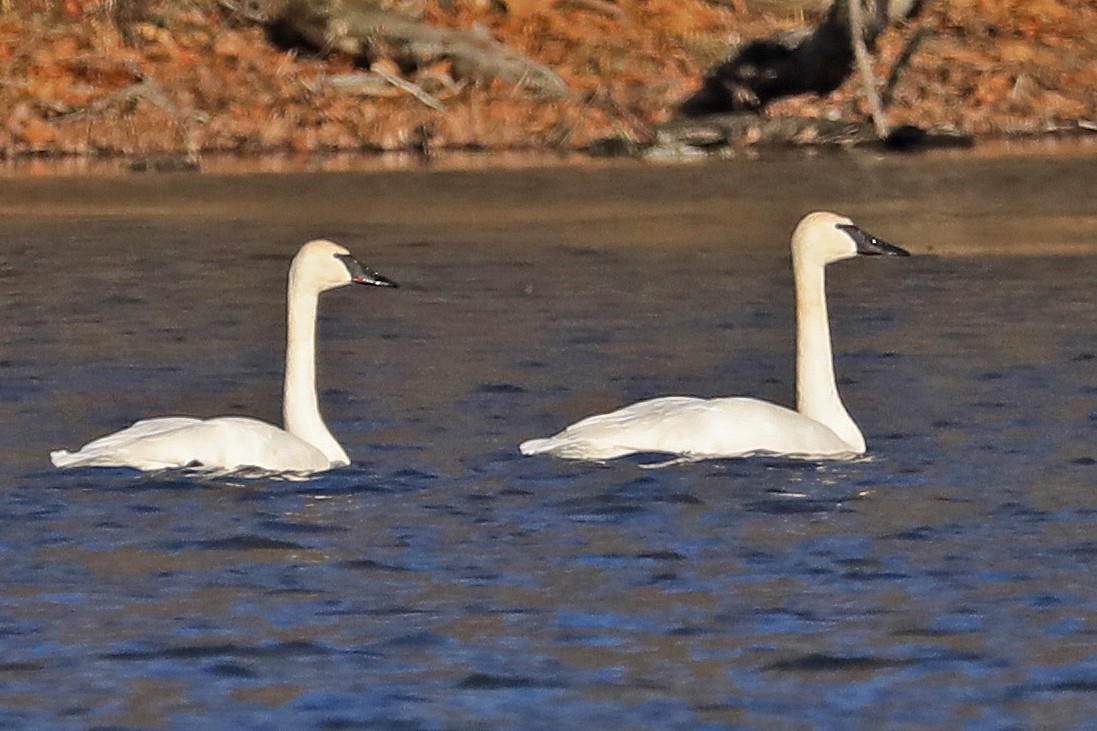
[1,153,1097,728]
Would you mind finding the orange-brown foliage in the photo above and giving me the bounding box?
[0,0,1093,159]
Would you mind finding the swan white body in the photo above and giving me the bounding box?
[520,211,909,463]
[51,239,396,475]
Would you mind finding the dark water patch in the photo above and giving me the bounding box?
[206,661,257,678]
[876,430,928,441]
[744,497,848,515]
[884,525,942,541]
[931,417,963,428]
[1023,592,1067,609]
[167,535,309,551]
[990,501,1049,521]
[667,624,712,637]
[763,649,986,674]
[458,672,563,690]
[564,329,615,346]
[765,653,914,673]
[259,519,350,535]
[497,486,535,497]
[475,382,526,394]
[1040,679,1097,693]
[267,467,439,497]
[335,558,418,573]
[316,719,413,731]
[1068,542,1097,559]
[840,566,911,581]
[637,550,686,561]
[387,468,439,482]
[45,469,200,491]
[0,377,47,403]
[555,496,647,523]
[103,640,332,662]
[517,359,547,369]
[378,631,451,650]
[894,627,971,638]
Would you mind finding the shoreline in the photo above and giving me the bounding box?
[2,130,1095,180]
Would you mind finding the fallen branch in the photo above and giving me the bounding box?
[882,24,931,108]
[370,62,445,110]
[272,0,568,99]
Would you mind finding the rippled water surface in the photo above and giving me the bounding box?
[3,152,1097,729]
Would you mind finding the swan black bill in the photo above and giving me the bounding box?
[836,224,911,257]
[335,254,399,287]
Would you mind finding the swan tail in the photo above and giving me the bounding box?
[50,449,83,468]
[50,447,140,469]
[50,446,135,469]
[519,437,557,456]
[519,435,624,461]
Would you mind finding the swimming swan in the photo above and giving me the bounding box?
[519,211,909,462]
[50,239,397,475]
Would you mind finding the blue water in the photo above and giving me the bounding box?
[2,155,1097,729]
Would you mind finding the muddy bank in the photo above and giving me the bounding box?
[0,0,1094,163]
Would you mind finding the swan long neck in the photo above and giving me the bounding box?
[283,269,349,465]
[792,255,865,452]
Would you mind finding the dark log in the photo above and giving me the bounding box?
[680,0,924,116]
[642,112,971,154]
[658,112,880,148]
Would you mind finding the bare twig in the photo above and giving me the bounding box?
[595,89,654,143]
[882,24,930,108]
[557,0,622,19]
[371,63,445,110]
[848,0,889,139]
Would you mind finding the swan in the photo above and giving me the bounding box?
[50,239,397,476]
[519,211,910,463]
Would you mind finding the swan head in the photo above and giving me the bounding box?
[291,239,398,292]
[791,211,909,267]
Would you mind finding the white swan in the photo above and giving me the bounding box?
[51,239,396,475]
[519,211,909,462]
